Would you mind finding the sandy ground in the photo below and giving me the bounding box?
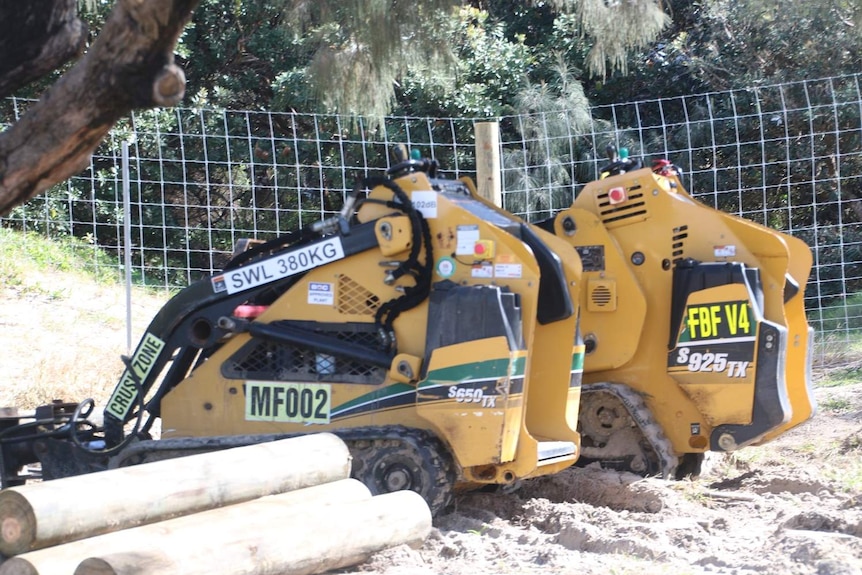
[1,265,860,575]
[343,383,862,575]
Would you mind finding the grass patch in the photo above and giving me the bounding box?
[0,227,119,295]
[810,294,862,369]
[819,397,853,413]
[813,331,862,369]
[814,362,862,388]
[811,292,862,332]
[0,228,169,408]
[821,449,862,492]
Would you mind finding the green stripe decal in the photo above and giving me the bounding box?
[571,350,585,372]
[421,356,523,386]
[331,355,525,419]
[331,382,414,416]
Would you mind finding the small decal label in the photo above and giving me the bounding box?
[471,262,493,278]
[412,191,438,219]
[714,245,736,258]
[436,256,456,278]
[245,381,331,424]
[494,263,523,279]
[456,225,480,255]
[307,282,334,305]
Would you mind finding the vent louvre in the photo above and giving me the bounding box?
[337,275,380,315]
[672,225,689,261]
[597,187,648,225]
[591,285,613,307]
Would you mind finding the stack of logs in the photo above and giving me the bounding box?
[0,433,431,575]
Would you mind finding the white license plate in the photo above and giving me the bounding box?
[212,237,345,295]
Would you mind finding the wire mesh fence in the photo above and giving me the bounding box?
[3,73,862,363]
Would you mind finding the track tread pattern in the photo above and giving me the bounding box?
[581,382,679,478]
[109,426,458,515]
[336,425,457,516]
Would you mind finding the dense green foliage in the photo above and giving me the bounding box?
[4,0,862,298]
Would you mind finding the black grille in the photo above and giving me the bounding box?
[222,323,387,384]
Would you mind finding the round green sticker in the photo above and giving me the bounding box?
[436,256,456,278]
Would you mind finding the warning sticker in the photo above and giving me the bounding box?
[436,257,456,278]
[411,191,438,219]
[456,225,480,255]
[714,245,736,258]
[494,263,522,279]
[471,263,493,278]
[105,332,165,420]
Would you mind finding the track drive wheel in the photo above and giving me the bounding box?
[577,382,678,478]
[341,426,457,516]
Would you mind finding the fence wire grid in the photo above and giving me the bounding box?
[3,73,862,363]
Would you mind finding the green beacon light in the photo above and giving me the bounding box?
[410,148,422,160]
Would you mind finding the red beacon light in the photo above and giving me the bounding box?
[608,186,627,205]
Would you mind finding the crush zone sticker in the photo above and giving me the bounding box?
[105,332,166,420]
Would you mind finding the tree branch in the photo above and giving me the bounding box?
[0,0,201,215]
[0,0,87,99]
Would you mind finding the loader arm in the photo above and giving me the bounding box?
[103,223,383,444]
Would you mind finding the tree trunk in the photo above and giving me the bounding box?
[0,0,201,215]
[0,433,351,556]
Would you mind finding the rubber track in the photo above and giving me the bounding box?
[581,382,679,478]
[335,425,457,516]
[110,425,458,516]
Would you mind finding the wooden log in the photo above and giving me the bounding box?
[72,490,431,575]
[73,552,174,575]
[0,478,373,575]
[0,433,351,556]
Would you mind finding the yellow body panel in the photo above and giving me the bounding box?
[416,338,524,467]
[550,208,647,371]
[667,284,759,425]
[557,168,814,454]
[757,232,815,443]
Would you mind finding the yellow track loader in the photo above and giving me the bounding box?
[0,146,815,514]
[538,148,814,478]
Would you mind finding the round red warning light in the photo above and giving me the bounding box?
[474,243,485,255]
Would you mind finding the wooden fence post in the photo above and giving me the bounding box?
[474,121,502,207]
